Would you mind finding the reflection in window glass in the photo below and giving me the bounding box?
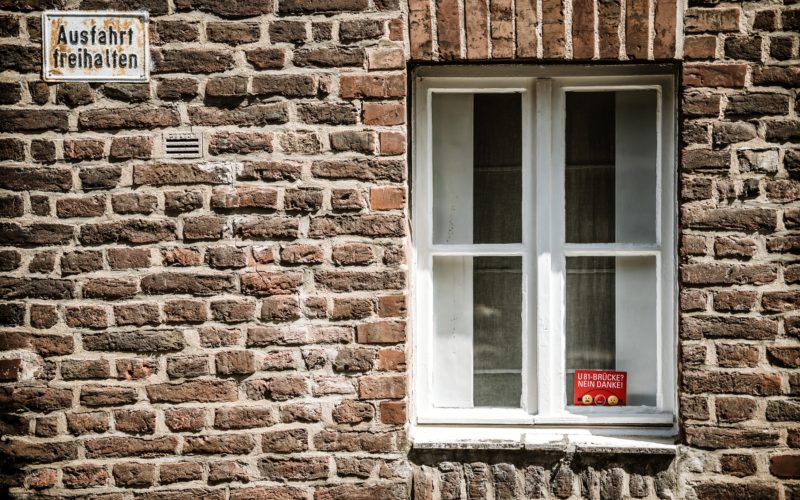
[432,93,522,245]
[433,256,522,408]
[565,90,658,244]
[565,256,658,407]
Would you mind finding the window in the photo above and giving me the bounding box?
[412,67,676,429]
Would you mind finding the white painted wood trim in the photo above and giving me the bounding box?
[412,68,677,431]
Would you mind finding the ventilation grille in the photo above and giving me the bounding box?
[164,133,202,159]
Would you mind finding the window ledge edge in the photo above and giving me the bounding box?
[411,429,678,455]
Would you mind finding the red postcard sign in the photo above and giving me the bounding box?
[573,370,627,406]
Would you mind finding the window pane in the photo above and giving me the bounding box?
[432,93,522,244]
[432,256,522,408]
[565,91,658,244]
[565,256,658,407]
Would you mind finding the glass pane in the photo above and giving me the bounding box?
[432,256,522,408]
[432,93,522,244]
[565,90,658,244]
[565,256,657,407]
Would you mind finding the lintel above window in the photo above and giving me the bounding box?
[412,66,677,433]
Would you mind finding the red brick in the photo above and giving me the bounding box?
[359,374,406,399]
[340,73,405,99]
[653,0,677,58]
[380,401,406,424]
[370,186,405,210]
[770,455,800,479]
[363,102,405,126]
[357,321,406,343]
[625,0,649,60]
[541,0,565,58]
[572,0,594,59]
[685,8,740,33]
[409,0,433,59]
[490,0,513,58]
[683,64,747,88]
[380,131,405,156]
[684,36,717,60]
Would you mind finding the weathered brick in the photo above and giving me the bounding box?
[108,248,151,270]
[0,109,68,132]
[683,64,747,88]
[164,408,206,432]
[215,407,274,430]
[157,78,199,100]
[109,136,152,160]
[67,411,109,435]
[183,434,255,455]
[251,75,316,97]
[80,385,138,407]
[356,321,406,344]
[340,73,405,99]
[167,355,209,379]
[683,371,781,396]
[259,456,329,481]
[770,455,800,479]
[207,22,260,45]
[726,93,790,117]
[244,375,308,400]
[113,462,156,488]
[80,166,122,190]
[62,464,108,488]
[241,271,303,296]
[84,436,178,459]
[0,277,75,299]
[83,330,184,352]
[112,193,158,214]
[117,358,158,380]
[82,278,138,300]
[163,299,207,323]
[0,167,72,192]
[685,426,779,449]
[63,138,104,161]
[316,270,405,292]
[161,248,202,267]
[295,47,365,67]
[79,219,176,245]
[114,409,156,434]
[147,380,238,403]
[245,48,286,69]
[160,462,204,483]
[279,0,368,14]
[141,272,235,295]
[189,103,289,126]
[79,107,179,130]
[682,208,776,233]
[65,305,108,328]
[152,48,235,74]
[216,350,256,375]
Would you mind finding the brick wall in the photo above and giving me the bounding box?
[407,0,678,61]
[0,0,410,498]
[679,1,800,498]
[0,0,798,499]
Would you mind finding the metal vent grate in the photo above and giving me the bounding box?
[164,133,202,159]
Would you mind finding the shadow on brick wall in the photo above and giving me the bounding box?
[409,448,676,499]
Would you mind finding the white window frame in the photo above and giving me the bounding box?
[411,66,677,435]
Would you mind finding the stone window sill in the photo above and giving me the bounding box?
[411,427,677,455]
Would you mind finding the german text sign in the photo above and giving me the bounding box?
[573,370,627,406]
[42,11,149,82]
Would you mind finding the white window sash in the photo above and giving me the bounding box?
[412,69,677,427]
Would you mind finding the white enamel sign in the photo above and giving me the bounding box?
[42,11,149,82]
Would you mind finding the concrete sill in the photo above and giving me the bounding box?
[411,429,677,455]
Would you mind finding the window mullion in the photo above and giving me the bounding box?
[521,78,537,414]
[534,78,565,417]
